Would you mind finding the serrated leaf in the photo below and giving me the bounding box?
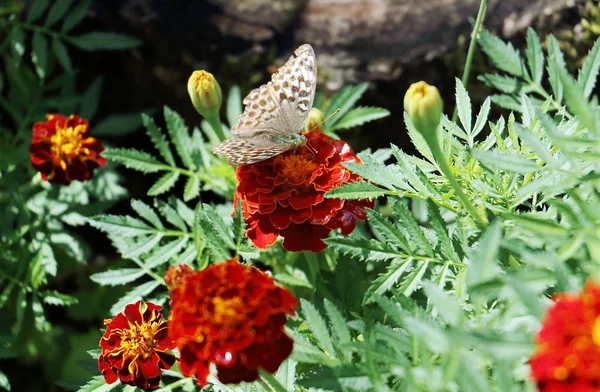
[144,238,188,269]
[90,268,145,286]
[52,37,72,73]
[323,299,351,358]
[423,282,461,326]
[399,260,429,296]
[514,122,554,166]
[77,375,117,392]
[468,219,502,286]
[364,258,412,303]
[455,78,472,134]
[578,37,600,98]
[331,106,389,131]
[148,171,180,196]
[103,148,165,173]
[324,181,389,200]
[390,199,434,257]
[80,76,102,120]
[491,94,521,112]
[478,73,524,94]
[183,176,200,201]
[62,0,92,32]
[110,280,161,315]
[426,199,454,260]
[201,205,235,249]
[69,32,141,51]
[366,208,411,253]
[402,315,449,354]
[155,200,188,231]
[141,113,176,166]
[226,85,242,126]
[472,97,491,141]
[479,29,528,78]
[289,330,339,366]
[89,215,154,237]
[42,290,79,306]
[300,299,336,357]
[45,0,73,27]
[325,83,368,128]
[131,199,163,229]
[471,149,539,173]
[164,106,194,169]
[505,277,545,320]
[325,237,400,262]
[27,0,50,22]
[31,32,48,79]
[406,114,436,162]
[558,64,598,134]
[525,28,544,84]
[547,35,565,104]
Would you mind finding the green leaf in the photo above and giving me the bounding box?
[505,277,545,320]
[324,181,389,200]
[144,238,188,269]
[69,32,141,51]
[300,299,336,357]
[155,200,188,231]
[110,281,161,315]
[547,35,565,104]
[390,199,434,257]
[31,32,48,79]
[201,205,235,249]
[578,37,600,98]
[62,0,92,32]
[479,29,527,78]
[90,268,145,286]
[514,122,554,166]
[506,213,569,237]
[472,97,491,141]
[26,0,50,22]
[0,369,9,391]
[93,112,148,136]
[478,73,524,94]
[471,149,539,173]
[148,171,180,196]
[42,290,79,306]
[490,94,521,112]
[77,375,117,392]
[402,315,449,354]
[323,299,351,355]
[325,237,400,262]
[131,199,163,229]
[52,37,72,73]
[122,234,164,259]
[331,106,389,131]
[364,258,412,303]
[366,208,411,253]
[467,219,502,286]
[142,114,176,166]
[183,176,201,202]
[423,282,461,327]
[226,85,242,126]
[103,148,165,173]
[164,106,194,169]
[525,28,544,84]
[558,64,598,134]
[455,78,472,134]
[89,215,154,237]
[45,0,73,27]
[80,76,102,120]
[325,83,368,128]
[399,260,429,296]
[426,200,453,260]
[289,330,339,366]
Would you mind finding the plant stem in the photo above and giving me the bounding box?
[424,132,487,227]
[258,370,288,392]
[452,0,488,122]
[206,115,226,142]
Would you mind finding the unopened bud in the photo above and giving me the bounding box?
[404,81,443,136]
[304,108,325,132]
[188,70,222,119]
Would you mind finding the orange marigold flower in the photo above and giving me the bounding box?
[30,114,107,185]
[98,301,176,389]
[166,259,297,386]
[235,130,373,253]
[530,280,600,391]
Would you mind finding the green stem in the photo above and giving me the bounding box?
[155,377,192,391]
[258,370,288,392]
[424,132,487,227]
[452,0,488,122]
[206,115,226,142]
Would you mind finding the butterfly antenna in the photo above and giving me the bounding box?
[309,108,341,132]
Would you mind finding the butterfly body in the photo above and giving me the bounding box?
[212,44,317,166]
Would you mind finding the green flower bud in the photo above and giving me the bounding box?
[188,70,222,119]
[403,81,443,136]
[304,108,325,132]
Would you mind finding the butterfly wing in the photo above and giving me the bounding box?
[212,137,295,166]
[230,44,317,137]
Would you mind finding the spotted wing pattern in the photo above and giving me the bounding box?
[212,137,295,166]
[230,44,317,137]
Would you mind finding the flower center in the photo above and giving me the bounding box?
[212,296,245,326]
[120,321,160,359]
[592,317,600,347]
[276,154,318,184]
[50,123,88,165]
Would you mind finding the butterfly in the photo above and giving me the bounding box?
[212,44,317,166]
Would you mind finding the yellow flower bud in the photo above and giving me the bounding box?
[403,81,443,136]
[304,108,325,132]
[187,70,222,119]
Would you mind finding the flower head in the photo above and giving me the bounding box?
[404,81,443,136]
[166,259,297,386]
[304,108,325,132]
[98,301,176,389]
[188,70,222,119]
[235,130,373,252]
[30,114,106,185]
[530,280,600,391]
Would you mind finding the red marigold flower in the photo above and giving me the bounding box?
[98,301,176,389]
[30,114,107,185]
[530,280,600,391]
[235,130,373,253]
[167,259,297,386]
